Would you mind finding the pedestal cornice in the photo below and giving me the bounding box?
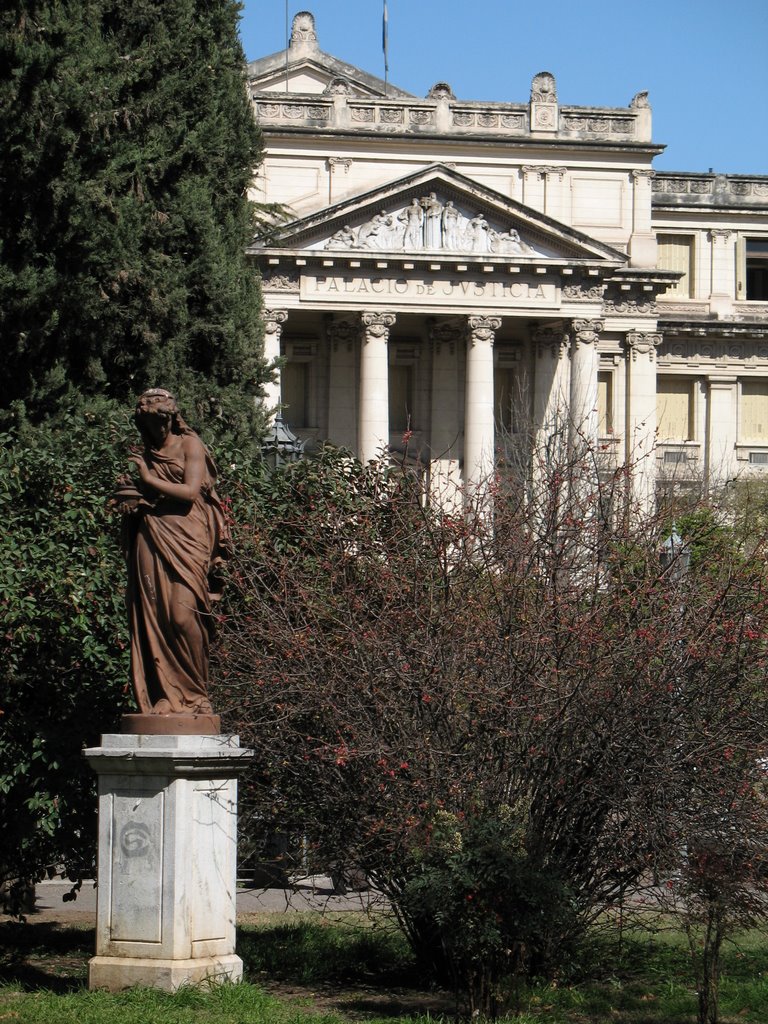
[85,734,253,778]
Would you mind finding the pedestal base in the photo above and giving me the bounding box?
[121,712,221,735]
[89,953,243,992]
[84,734,252,993]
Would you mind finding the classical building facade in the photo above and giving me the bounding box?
[247,11,768,501]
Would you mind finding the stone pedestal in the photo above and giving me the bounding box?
[85,733,252,992]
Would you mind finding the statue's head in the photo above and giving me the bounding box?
[135,388,189,446]
[136,388,177,418]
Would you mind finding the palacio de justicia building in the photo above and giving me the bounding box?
[247,11,768,503]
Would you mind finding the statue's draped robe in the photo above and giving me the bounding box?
[127,441,227,714]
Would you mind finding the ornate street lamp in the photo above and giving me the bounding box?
[262,413,306,468]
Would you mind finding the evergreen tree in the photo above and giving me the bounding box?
[0,0,266,436]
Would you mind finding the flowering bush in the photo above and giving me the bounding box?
[215,443,768,1018]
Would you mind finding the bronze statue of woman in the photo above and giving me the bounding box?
[114,389,229,717]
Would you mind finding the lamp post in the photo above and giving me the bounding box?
[262,414,306,469]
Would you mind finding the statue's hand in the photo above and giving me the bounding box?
[128,451,154,486]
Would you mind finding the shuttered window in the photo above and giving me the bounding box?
[741,380,768,441]
[657,378,694,440]
[657,235,694,298]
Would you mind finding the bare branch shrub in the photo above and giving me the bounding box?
[214,440,768,1018]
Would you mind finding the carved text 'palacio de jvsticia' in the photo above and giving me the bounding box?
[248,11,768,503]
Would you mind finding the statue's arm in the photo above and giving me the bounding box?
[131,436,205,504]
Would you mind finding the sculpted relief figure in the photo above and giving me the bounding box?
[468,213,491,253]
[358,210,395,249]
[441,200,459,249]
[489,227,534,255]
[326,224,357,249]
[421,192,443,248]
[113,389,229,717]
[322,196,539,256]
[399,198,424,249]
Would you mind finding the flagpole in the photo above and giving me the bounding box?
[285,0,289,94]
[383,0,389,97]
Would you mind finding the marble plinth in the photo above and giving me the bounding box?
[85,733,252,992]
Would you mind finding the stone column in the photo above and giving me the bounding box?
[531,322,570,513]
[628,169,657,269]
[533,321,570,454]
[429,319,463,506]
[709,229,735,318]
[569,319,603,452]
[358,311,395,463]
[464,315,501,490]
[706,376,738,486]
[261,309,288,421]
[625,331,662,511]
[326,317,358,451]
[86,733,252,992]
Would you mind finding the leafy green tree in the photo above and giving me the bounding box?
[0,405,130,911]
[0,0,272,909]
[0,0,267,435]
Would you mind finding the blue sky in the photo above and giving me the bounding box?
[239,0,768,176]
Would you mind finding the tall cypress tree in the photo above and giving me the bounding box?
[0,0,266,435]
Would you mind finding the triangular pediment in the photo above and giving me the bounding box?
[251,164,628,266]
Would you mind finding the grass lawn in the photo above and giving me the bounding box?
[1,912,768,1022]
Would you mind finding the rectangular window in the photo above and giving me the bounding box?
[597,371,613,435]
[657,234,694,298]
[281,361,309,428]
[657,378,694,441]
[746,239,768,300]
[741,380,768,441]
[388,363,414,434]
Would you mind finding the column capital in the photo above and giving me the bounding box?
[325,316,357,351]
[631,169,655,182]
[625,331,662,362]
[467,315,502,344]
[709,228,732,243]
[542,165,567,180]
[262,308,288,336]
[533,321,570,359]
[361,310,396,338]
[572,319,604,347]
[429,318,463,354]
[521,165,544,181]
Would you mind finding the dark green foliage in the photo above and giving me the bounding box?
[0,404,132,909]
[401,808,576,1016]
[0,0,267,433]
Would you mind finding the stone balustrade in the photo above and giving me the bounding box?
[251,92,650,143]
[653,172,768,206]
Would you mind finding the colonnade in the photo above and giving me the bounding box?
[261,307,662,500]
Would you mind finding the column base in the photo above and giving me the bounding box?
[88,953,243,992]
